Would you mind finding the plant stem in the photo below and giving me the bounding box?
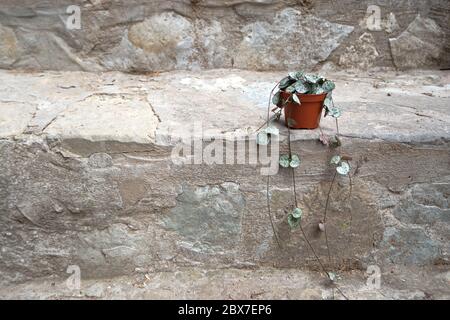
[267,176,282,249]
[265,80,282,249]
[323,171,337,266]
[323,171,337,224]
[286,106,347,300]
[298,222,348,300]
[286,108,298,207]
[255,111,282,133]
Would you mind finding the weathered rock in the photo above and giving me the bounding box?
[0,101,35,137]
[389,15,446,69]
[0,69,449,289]
[0,1,449,71]
[234,8,354,70]
[0,24,18,67]
[339,33,379,69]
[163,183,245,254]
[1,266,449,300]
[126,12,195,71]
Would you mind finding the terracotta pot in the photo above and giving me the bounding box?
[281,91,327,129]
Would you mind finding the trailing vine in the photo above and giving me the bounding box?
[257,71,353,300]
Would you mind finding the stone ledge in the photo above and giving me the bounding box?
[1,266,449,300]
[0,69,449,156]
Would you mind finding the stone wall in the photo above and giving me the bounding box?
[1,69,449,285]
[0,0,448,72]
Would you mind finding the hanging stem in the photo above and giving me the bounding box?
[259,84,348,300]
[286,99,347,300]
[265,80,283,250]
[323,171,337,265]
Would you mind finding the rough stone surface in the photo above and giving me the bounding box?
[1,266,449,300]
[163,183,245,254]
[0,1,449,71]
[339,33,379,69]
[389,15,447,70]
[0,69,449,298]
[234,8,354,70]
[0,24,18,67]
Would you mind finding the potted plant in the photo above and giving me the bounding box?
[256,72,350,299]
[271,71,338,129]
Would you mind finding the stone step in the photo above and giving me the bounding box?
[1,266,448,300]
[0,69,449,288]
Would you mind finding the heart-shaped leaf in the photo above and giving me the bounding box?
[304,73,321,84]
[289,71,304,81]
[322,80,336,92]
[329,107,342,118]
[290,154,301,168]
[286,85,296,93]
[311,84,325,94]
[292,207,303,219]
[336,161,350,175]
[288,213,301,229]
[330,155,341,165]
[272,91,281,106]
[279,155,290,168]
[294,80,310,94]
[324,94,333,108]
[292,94,301,104]
[279,76,295,90]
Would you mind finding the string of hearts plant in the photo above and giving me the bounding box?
[257,71,352,300]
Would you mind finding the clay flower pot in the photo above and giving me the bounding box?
[281,91,327,129]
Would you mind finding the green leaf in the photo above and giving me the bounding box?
[288,214,301,229]
[336,161,350,175]
[311,84,325,94]
[322,80,336,92]
[292,207,302,219]
[257,132,269,146]
[272,91,281,106]
[286,85,296,94]
[324,94,333,108]
[294,80,310,94]
[279,76,295,90]
[304,73,321,84]
[288,71,304,81]
[330,155,341,165]
[329,107,342,118]
[292,94,301,104]
[279,155,290,168]
[290,154,301,168]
